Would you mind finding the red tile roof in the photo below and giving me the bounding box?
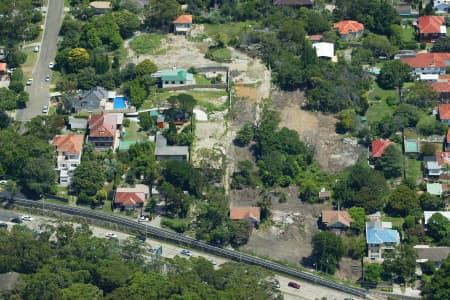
[439,104,450,120]
[173,14,192,24]
[418,16,445,34]
[333,20,364,35]
[321,210,352,228]
[0,63,6,72]
[429,81,450,93]
[447,128,450,143]
[230,207,261,222]
[88,112,117,138]
[115,192,146,207]
[439,75,450,81]
[401,53,450,68]
[436,151,450,166]
[371,140,393,158]
[52,134,84,155]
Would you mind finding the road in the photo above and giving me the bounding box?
[0,208,365,300]
[16,0,64,121]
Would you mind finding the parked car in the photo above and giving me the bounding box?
[26,78,33,85]
[44,74,50,82]
[148,247,158,253]
[0,180,7,184]
[48,62,54,69]
[105,232,118,238]
[180,249,192,257]
[138,216,149,222]
[42,105,48,114]
[11,217,22,224]
[21,215,33,221]
[33,45,39,52]
[288,281,300,289]
[0,223,7,229]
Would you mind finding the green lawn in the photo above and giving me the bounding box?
[405,158,422,183]
[368,82,397,101]
[21,49,38,79]
[400,25,416,44]
[194,74,211,85]
[141,90,228,111]
[204,21,256,43]
[122,120,148,142]
[130,33,163,55]
[205,47,232,62]
[365,99,395,124]
[382,216,405,228]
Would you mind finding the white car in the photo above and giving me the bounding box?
[48,62,54,69]
[180,249,193,257]
[21,215,33,221]
[26,78,33,85]
[138,216,149,222]
[105,232,118,238]
[42,105,48,114]
[0,180,7,185]
[44,74,50,82]
[33,45,39,52]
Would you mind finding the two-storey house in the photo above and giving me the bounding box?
[424,151,450,176]
[173,14,192,35]
[402,53,450,76]
[366,221,400,260]
[88,112,122,151]
[417,16,447,42]
[333,20,364,40]
[51,134,84,186]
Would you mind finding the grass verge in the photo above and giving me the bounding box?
[130,34,163,55]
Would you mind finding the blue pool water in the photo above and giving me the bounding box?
[114,97,126,109]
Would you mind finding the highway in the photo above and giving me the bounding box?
[16,0,64,121]
[1,195,371,299]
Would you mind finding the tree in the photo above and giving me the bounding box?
[420,192,446,211]
[338,109,356,132]
[417,115,448,136]
[162,160,203,196]
[432,36,450,52]
[376,144,403,179]
[135,59,158,77]
[67,48,90,71]
[404,81,439,108]
[377,60,411,90]
[0,111,11,129]
[228,220,251,247]
[427,213,450,245]
[348,207,366,234]
[22,157,56,198]
[382,244,417,283]
[364,263,383,284]
[386,185,420,218]
[62,283,103,300]
[312,231,344,274]
[363,33,397,58]
[235,123,254,146]
[72,160,105,197]
[138,112,154,131]
[112,10,140,39]
[422,255,450,299]
[143,0,180,31]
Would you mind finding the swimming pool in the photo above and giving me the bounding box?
[114,97,126,109]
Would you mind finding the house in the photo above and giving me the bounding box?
[273,0,313,8]
[89,1,111,14]
[68,117,88,131]
[417,16,447,42]
[429,79,450,100]
[401,53,450,76]
[423,211,450,225]
[312,42,335,60]
[395,5,419,18]
[439,104,450,124]
[152,68,195,88]
[371,139,392,158]
[434,0,450,14]
[446,128,450,151]
[320,210,352,233]
[366,221,400,260]
[426,183,447,196]
[333,20,364,40]
[173,14,192,35]
[0,62,7,75]
[424,152,450,176]
[230,206,261,227]
[414,245,450,271]
[114,184,150,210]
[307,35,323,43]
[318,188,331,201]
[88,112,122,151]
[51,134,84,186]
[72,86,109,113]
[154,132,189,161]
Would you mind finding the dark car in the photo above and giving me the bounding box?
[0,223,7,229]
[11,217,22,224]
[288,281,300,289]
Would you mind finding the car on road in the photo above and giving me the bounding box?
[11,217,22,224]
[0,223,7,229]
[180,249,193,257]
[288,281,300,289]
[48,62,54,69]
[105,232,118,239]
[42,105,48,114]
[0,180,7,184]
[45,74,50,82]
[138,216,149,222]
[26,78,33,85]
[21,215,33,221]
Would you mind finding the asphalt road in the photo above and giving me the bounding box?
[16,0,64,121]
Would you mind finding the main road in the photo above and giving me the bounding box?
[16,0,64,121]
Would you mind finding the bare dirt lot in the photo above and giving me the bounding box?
[272,90,364,173]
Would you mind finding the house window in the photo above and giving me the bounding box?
[165,81,169,84]
[180,81,184,84]
[172,81,175,84]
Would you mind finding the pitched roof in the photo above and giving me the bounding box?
[117,184,150,195]
[321,210,352,227]
[230,206,261,222]
[418,16,446,34]
[333,20,364,35]
[414,245,450,262]
[429,81,450,93]
[0,62,7,72]
[402,53,450,68]
[439,103,450,120]
[173,14,192,24]
[157,69,193,81]
[52,134,84,155]
[155,132,189,157]
[447,128,450,143]
[427,183,443,196]
[435,151,450,166]
[366,222,400,244]
[88,112,117,138]
[68,117,88,130]
[115,191,146,206]
[371,140,392,158]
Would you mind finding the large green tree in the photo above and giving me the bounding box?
[376,144,403,179]
[72,160,105,196]
[377,60,411,90]
[422,254,450,299]
[386,185,420,218]
[312,231,345,274]
[427,213,450,245]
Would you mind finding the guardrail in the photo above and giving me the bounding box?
[4,196,369,298]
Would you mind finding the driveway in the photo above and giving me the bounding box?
[15,0,64,121]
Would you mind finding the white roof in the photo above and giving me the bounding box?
[424,211,450,224]
[108,91,116,99]
[420,74,439,81]
[313,42,334,58]
[441,26,447,34]
[193,108,207,121]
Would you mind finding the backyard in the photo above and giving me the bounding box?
[129,33,164,55]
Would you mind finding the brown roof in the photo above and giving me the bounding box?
[230,206,261,222]
[319,191,331,199]
[115,192,146,207]
[0,62,7,72]
[52,134,84,155]
[88,112,117,138]
[414,246,450,262]
[321,210,352,227]
[173,14,192,24]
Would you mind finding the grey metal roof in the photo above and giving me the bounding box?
[155,132,188,156]
[414,246,450,262]
[68,117,88,129]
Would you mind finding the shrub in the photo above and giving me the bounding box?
[205,47,232,62]
[161,217,189,233]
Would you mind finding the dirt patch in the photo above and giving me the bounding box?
[235,85,257,103]
[336,257,362,282]
[272,90,363,173]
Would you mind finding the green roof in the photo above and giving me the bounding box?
[159,69,192,81]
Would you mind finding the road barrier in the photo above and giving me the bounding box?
[4,196,370,298]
